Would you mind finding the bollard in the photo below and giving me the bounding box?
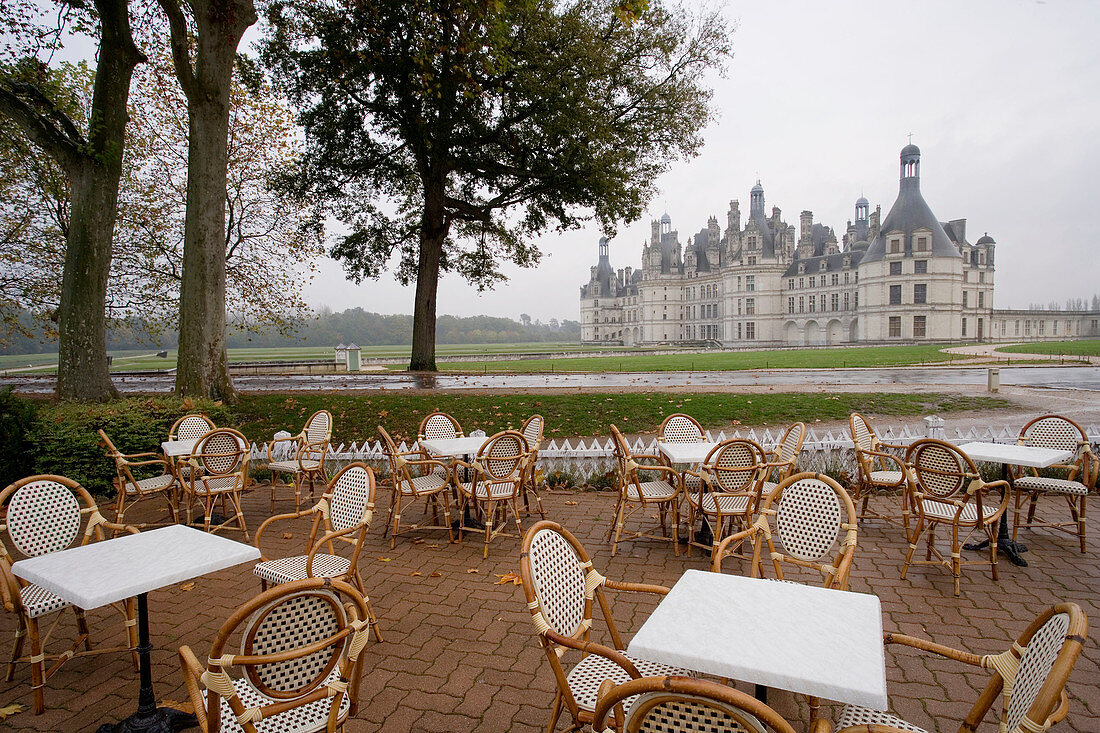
[987,367,1000,393]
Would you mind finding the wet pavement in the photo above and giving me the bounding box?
[4,365,1100,393]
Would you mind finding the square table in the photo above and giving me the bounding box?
[657,441,719,465]
[957,441,1073,567]
[626,569,888,710]
[161,438,198,458]
[13,524,260,732]
[418,435,491,458]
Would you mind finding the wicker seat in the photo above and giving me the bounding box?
[713,472,858,591]
[267,410,332,513]
[520,414,547,518]
[901,439,1010,596]
[849,413,911,530]
[453,430,529,558]
[682,439,768,561]
[592,676,803,733]
[0,475,138,714]
[607,425,681,556]
[834,603,1087,733]
[178,577,374,733]
[760,422,806,496]
[378,426,453,548]
[1011,415,1097,553]
[183,428,252,540]
[520,522,691,733]
[99,429,179,527]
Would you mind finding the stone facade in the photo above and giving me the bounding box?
[580,145,1098,345]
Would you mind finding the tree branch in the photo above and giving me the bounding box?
[0,84,84,172]
[156,0,199,101]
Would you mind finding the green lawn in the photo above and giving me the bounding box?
[995,340,1100,357]
[419,343,976,373]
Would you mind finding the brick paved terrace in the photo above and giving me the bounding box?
[1,482,1096,732]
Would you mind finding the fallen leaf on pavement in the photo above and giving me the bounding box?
[378,557,392,562]
[564,500,578,506]
[427,544,440,549]
[0,703,23,719]
[282,532,293,540]
[180,583,195,591]
[466,568,479,574]
[430,571,442,577]
[412,538,425,544]
[494,573,522,586]
[409,571,422,577]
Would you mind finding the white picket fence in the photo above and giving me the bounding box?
[254,420,1100,483]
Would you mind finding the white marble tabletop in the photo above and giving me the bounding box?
[658,441,719,465]
[419,436,490,458]
[627,569,888,710]
[12,525,260,610]
[957,442,1072,468]
[161,438,198,457]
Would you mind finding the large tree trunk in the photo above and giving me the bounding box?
[169,0,256,401]
[409,180,448,371]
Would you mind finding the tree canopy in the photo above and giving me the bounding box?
[262,0,732,370]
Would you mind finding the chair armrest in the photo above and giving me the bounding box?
[120,457,172,471]
[254,509,314,561]
[633,463,681,483]
[402,457,452,475]
[712,527,758,572]
[543,629,640,677]
[877,441,909,452]
[631,453,665,463]
[882,631,983,666]
[602,578,670,596]
[267,434,302,462]
[121,451,160,460]
[306,524,368,575]
[0,559,21,613]
[859,449,907,468]
[98,520,141,536]
[178,645,208,731]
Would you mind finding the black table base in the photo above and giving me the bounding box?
[96,593,199,733]
[963,462,1028,567]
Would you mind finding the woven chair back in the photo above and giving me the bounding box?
[765,473,857,566]
[849,413,875,451]
[522,414,544,449]
[523,524,587,638]
[303,410,333,444]
[1001,604,1087,733]
[327,464,376,533]
[377,426,408,479]
[172,413,215,442]
[659,413,704,443]
[593,677,796,733]
[478,431,529,481]
[419,412,462,440]
[195,429,247,476]
[0,476,96,559]
[907,439,975,499]
[1019,415,1085,454]
[774,422,806,464]
[609,425,640,491]
[705,439,766,494]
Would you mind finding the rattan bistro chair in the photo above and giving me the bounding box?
[454,430,530,558]
[266,410,332,513]
[418,411,464,441]
[520,522,689,733]
[849,413,911,530]
[833,603,1087,733]
[183,428,252,540]
[253,463,383,643]
[1012,415,1097,553]
[99,429,179,527]
[760,421,807,496]
[0,475,139,715]
[378,426,453,548]
[713,472,859,591]
[606,425,682,557]
[901,439,1010,597]
[592,676,804,733]
[520,414,547,519]
[168,413,216,486]
[682,439,768,561]
[179,577,374,733]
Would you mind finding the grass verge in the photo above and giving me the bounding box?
[995,340,1100,357]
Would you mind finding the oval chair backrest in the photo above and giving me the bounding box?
[773,476,844,563]
[242,588,347,697]
[1007,611,1073,732]
[522,415,543,449]
[304,410,332,444]
[908,440,972,499]
[624,690,769,733]
[420,413,460,440]
[174,414,215,441]
[377,427,404,475]
[5,478,83,558]
[525,526,586,638]
[707,440,765,494]
[660,414,704,443]
[775,423,806,464]
[479,431,528,480]
[196,430,246,476]
[610,426,632,476]
[849,413,874,451]
[327,464,375,533]
[1021,416,1083,454]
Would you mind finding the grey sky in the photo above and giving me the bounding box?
[302,0,1100,323]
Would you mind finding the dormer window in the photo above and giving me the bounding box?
[916,236,929,252]
[798,263,806,274]
[888,237,902,255]
[819,261,827,272]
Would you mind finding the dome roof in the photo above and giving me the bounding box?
[976,233,995,245]
[856,196,869,206]
[660,212,671,223]
[901,143,920,157]
[750,180,764,194]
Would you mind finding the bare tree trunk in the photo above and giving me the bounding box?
[410,180,448,372]
[162,0,256,401]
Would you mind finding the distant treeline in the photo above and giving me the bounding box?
[2,307,581,354]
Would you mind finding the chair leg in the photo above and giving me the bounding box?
[123,598,139,670]
[901,518,923,579]
[545,692,564,733]
[1079,496,1087,553]
[441,491,455,543]
[363,596,385,643]
[27,617,44,714]
[6,617,26,682]
[389,490,404,549]
[483,500,494,559]
[672,500,680,557]
[1012,490,1024,541]
[74,607,91,651]
[610,499,626,557]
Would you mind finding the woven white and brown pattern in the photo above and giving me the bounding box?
[1013,414,1096,553]
[607,425,681,557]
[379,426,453,548]
[685,439,767,561]
[902,439,1009,597]
[170,413,216,441]
[205,668,351,733]
[0,475,138,715]
[659,413,705,444]
[526,527,586,637]
[100,429,178,528]
[183,429,251,539]
[418,411,463,440]
[454,431,529,558]
[566,656,685,714]
[849,412,911,530]
[836,705,928,733]
[266,411,333,514]
[253,554,350,586]
[121,473,175,496]
[520,414,547,519]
